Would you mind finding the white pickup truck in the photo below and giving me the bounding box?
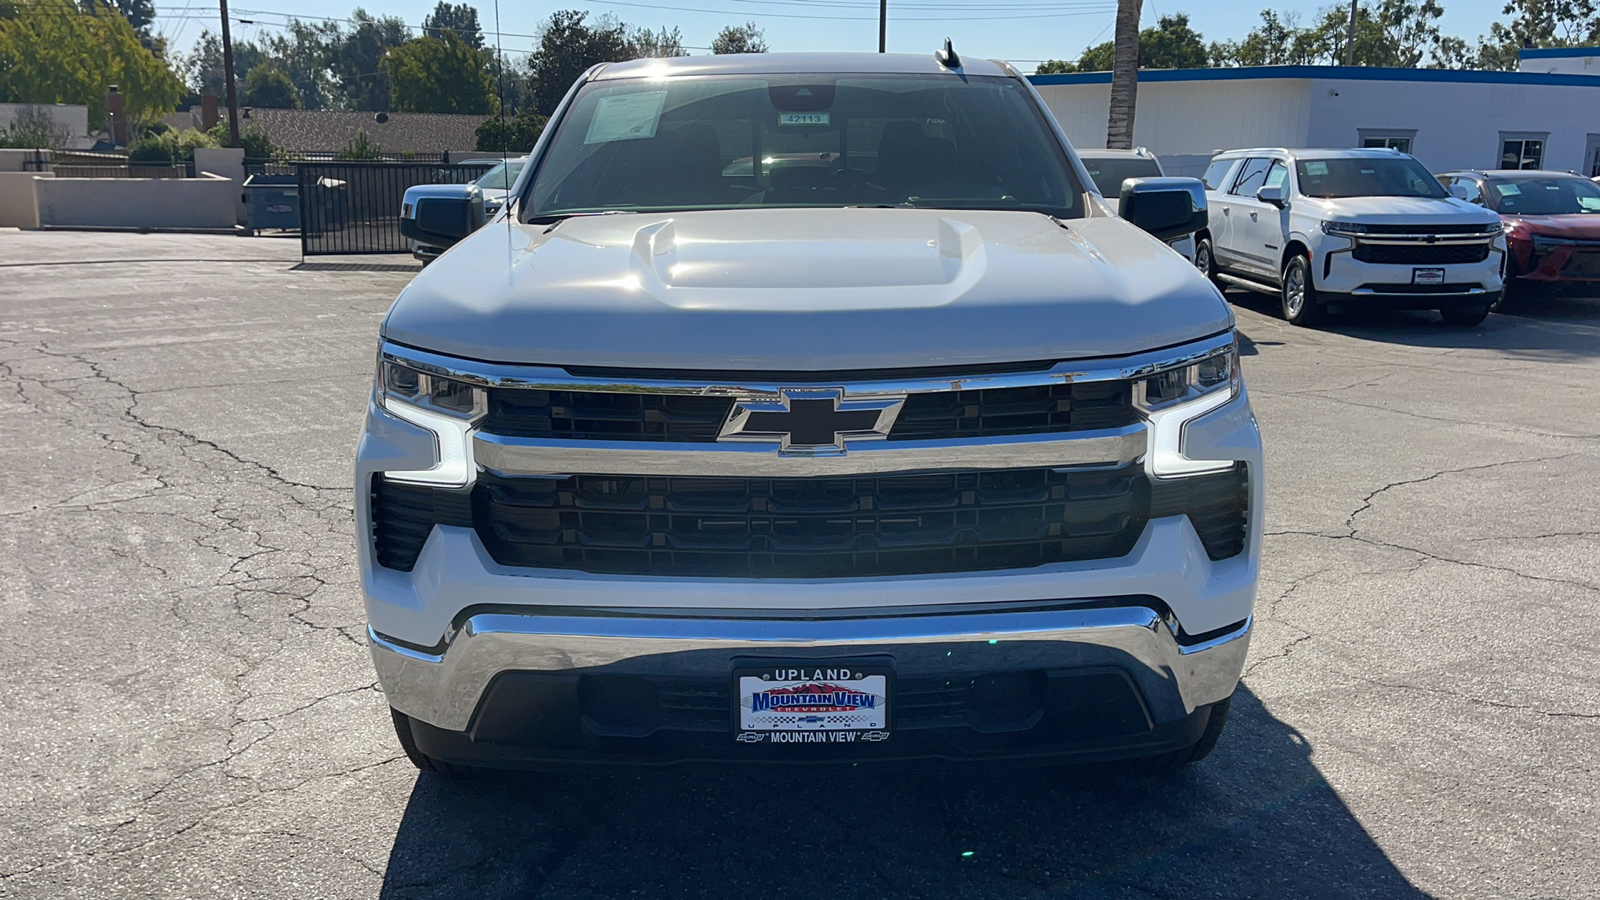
[1195,147,1506,326]
[368,51,1262,774]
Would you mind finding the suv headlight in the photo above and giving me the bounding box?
[1135,340,1240,477]
[1321,220,1367,236]
[377,359,485,486]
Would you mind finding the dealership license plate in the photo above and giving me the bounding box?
[1413,267,1446,285]
[734,664,891,744]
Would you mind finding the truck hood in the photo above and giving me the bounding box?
[1306,195,1501,227]
[383,208,1231,371]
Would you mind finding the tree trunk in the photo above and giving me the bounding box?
[1106,0,1142,150]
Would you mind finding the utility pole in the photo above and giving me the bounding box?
[219,0,241,148]
[1343,0,1358,66]
[878,0,886,53]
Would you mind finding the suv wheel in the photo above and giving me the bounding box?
[1193,237,1220,287]
[1131,695,1232,771]
[1440,303,1490,327]
[1280,254,1326,326]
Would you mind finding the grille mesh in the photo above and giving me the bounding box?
[1353,243,1490,265]
[473,466,1148,578]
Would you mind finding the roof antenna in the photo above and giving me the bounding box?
[935,37,961,69]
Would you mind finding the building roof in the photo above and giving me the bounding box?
[595,52,1013,80]
[1518,46,1600,59]
[229,108,489,155]
[1028,64,1600,88]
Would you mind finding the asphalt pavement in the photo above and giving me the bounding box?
[1,232,1596,899]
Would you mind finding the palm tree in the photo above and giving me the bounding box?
[1106,0,1142,150]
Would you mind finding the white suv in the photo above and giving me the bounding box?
[1196,148,1506,326]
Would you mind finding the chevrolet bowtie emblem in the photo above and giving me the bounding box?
[719,389,904,455]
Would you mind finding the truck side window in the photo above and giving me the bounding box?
[1263,160,1288,191]
[1229,158,1271,196]
[1201,159,1235,191]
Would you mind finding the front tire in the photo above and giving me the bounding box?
[1132,695,1232,771]
[1280,254,1326,326]
[1193,237,1221,289]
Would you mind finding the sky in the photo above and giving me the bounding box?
[152,0,1514,67]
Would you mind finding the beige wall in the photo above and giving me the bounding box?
[0,148,49,173]
[0,172,51,228]
[194,147,247,224]
[35,173,237,230]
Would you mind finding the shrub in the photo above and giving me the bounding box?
[126,127,218,163]
[206,122,282,161]
[334,127,382,160]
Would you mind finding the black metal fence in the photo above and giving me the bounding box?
[296,161,494,256]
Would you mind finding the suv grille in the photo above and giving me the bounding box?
[1357,223,1495,235]
[481,380,1138,443]
[1353,243,1490,265]
[369,477,472,571]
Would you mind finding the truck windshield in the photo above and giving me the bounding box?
[1295,157,1447,199]
[1486,176,1600,215]
[523,74,1083,219]
[1080,157,1161,197]
[474,161,525,191]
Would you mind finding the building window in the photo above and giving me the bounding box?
[1499,134,1547,170]
[1358,129,1416,154]
[1587,135,1600,178]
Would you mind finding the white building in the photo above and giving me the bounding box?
[1029,47,1600,179]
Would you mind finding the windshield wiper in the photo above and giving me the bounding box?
[528,210,635,233]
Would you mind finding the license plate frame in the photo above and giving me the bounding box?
[732,661,893,745]
[1412,267,1446,285]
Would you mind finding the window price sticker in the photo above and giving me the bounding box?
[779,112,830,126]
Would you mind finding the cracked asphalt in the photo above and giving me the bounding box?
[1,231,1596,899]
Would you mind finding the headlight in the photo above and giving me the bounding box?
[377,359,485,486]
[1321,220,1367,236]
[1135,340,1240,477]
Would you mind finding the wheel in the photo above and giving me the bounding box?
[1440,303,1490,327]
[1131,695,1232,771]
[1193,237,1222,289]
[1280,254,1326,326]
[390,706,476,776]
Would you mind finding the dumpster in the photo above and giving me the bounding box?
[242,173,300,233]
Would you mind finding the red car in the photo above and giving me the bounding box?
[1437,169,1600,303]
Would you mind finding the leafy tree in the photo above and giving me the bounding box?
[527,10,631,115]
[474,109,547,151]
[1038,13,1205,73]
[711,21,767,54]
[334,9,411,110]
[334,126,382,159]
[484,51,536,115]
[259,19,342,110]
[126,126,217,162]
[628,25,686,58]
[422,1,483,49]
[1477,0,1599,69]
[184,29,267,98]
[382,31,497,114]
[1209,10,1321,66]
[240,65,301,108]
[206,121,280,159]
[0,0,184,128]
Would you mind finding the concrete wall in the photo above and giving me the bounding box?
[0,172,51,228]
[35,173,237,230]
[1035,79,1314,160]
[195,147,247,224]
[1304,77,1600,174]
[1034,72,1600,179]
[0,148,49,173]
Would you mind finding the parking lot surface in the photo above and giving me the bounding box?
[1,232,1597,899]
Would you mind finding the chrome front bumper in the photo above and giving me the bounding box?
[371,604,1251,733]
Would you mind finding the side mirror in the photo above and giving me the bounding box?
[1119,176,1208,242]
[1256,184,1287,207]
[399,184,485,249]
[1448,182,1470,201]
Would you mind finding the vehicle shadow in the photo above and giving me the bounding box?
[377,687,1434,899]
[1226,287,1600,360]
